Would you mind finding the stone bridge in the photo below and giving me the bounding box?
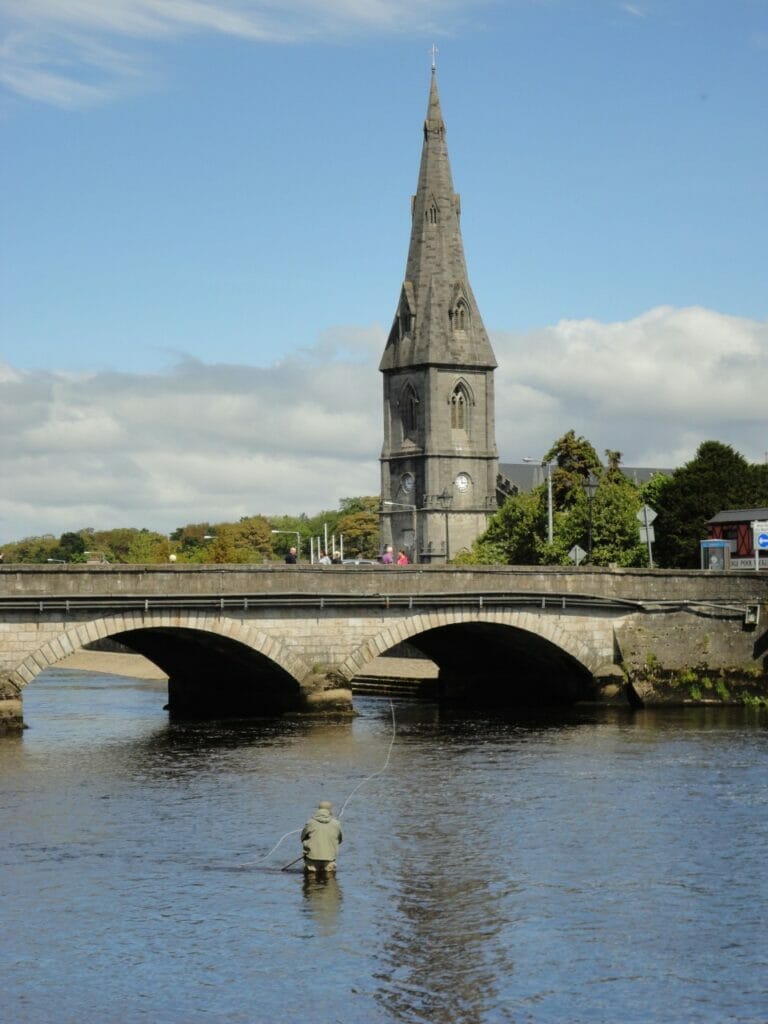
[1,564,766,731]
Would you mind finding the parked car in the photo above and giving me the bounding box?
[341,558,376,565]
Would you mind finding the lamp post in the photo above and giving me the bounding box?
[437,487,452,563]
[523,457,555,546]
[382,501,418,563]
[583,472,598,563]
[271,529,301,560]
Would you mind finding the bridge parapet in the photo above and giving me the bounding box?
[3,562,768,606]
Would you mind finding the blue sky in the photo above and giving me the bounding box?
[1,1,766,542]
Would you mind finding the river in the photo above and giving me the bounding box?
[1,668,767,1023]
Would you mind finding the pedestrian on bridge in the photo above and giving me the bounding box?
[301,800,342,877]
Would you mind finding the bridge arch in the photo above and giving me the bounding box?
[12,612,313,717]
[341,608,608,707]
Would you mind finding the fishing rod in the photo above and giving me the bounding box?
[251,699,397,868]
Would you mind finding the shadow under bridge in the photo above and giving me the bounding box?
[110,626,302,717]
[404,621,597,707]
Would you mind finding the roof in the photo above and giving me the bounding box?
[707,508,768,525]
[379,70,496,373]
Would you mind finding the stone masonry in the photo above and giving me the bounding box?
[1,564,766,730]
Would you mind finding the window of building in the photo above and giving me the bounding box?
[401,384,419,437]
[452,301,467,331]
[450,385,468,431]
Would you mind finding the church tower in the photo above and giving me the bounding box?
[379,68,498,563]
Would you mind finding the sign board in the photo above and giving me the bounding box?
[637,504,657,525]
[732,557,768,570]
[569,545,586,566]
[639,526,655,544]
[757,533,768,551]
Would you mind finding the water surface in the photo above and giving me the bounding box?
[2,670,767,1023]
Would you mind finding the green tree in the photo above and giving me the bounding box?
[1,534,59,563]
[56,531,86,562]
[544,429,602,509]
[125,530,170,563]
[463,438,652,566]
[90,527,143,563]
[460,490,543,565]
[336,509,379,558]
[234,516,274,559]
[653,441,757,568]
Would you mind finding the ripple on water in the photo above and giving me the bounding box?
[2,676,767,1022]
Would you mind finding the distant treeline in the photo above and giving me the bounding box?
[0,496,380,565]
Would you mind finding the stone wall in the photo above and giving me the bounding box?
[1,564,766,729]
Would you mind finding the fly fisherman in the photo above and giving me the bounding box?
[301,800,342,876]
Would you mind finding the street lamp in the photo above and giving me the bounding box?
[271,529,301,559]
[382,500,418,563]
[583,472,598,563]
[523,457,555,546]
[437,487,452,563]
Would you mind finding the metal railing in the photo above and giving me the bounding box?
[0,591,750,618]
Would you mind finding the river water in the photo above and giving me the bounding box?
[2,669,767,1024]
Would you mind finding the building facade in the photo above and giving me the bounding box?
[379,70,498,563]
[706,508,768,569]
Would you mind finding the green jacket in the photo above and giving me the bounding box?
[301,808,342,861]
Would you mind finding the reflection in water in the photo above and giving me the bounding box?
[302,874,343,937]
[2,670,767,1023]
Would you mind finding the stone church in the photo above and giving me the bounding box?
[379,69,499,563]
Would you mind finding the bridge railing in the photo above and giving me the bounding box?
[0,591,751,619]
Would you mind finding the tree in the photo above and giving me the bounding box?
[653,441,758,568]
[126,530,170,564]
[336,509,379,558]
[544,430,602,509]
[56,531,86,562]
[460,490,543,565]
[463,436,651,566]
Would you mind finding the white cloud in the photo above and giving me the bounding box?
[0,0,486,107]
[1,306,767,543]
[492,305,768,468]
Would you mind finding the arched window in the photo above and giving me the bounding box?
[427,203,439,224]
[401,383,419,437]
[450,385,468,431]
[452,301,468,331]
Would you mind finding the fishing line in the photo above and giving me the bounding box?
[338,699,397,819]
[250,699,397,866]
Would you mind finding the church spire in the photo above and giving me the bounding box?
[379,68,499,565]
[380,69,497,372]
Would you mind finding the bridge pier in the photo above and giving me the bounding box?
[164,670,354,719]
[0,678,23,733]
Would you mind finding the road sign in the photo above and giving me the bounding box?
[639,526,655,544]
[569,544,586,566]
[757,533,768,550]
[637,504,657,525]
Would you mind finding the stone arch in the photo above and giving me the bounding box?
[339,606,610,704]
[10,611,312,693]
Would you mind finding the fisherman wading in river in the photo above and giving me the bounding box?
[301,800,342,877]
